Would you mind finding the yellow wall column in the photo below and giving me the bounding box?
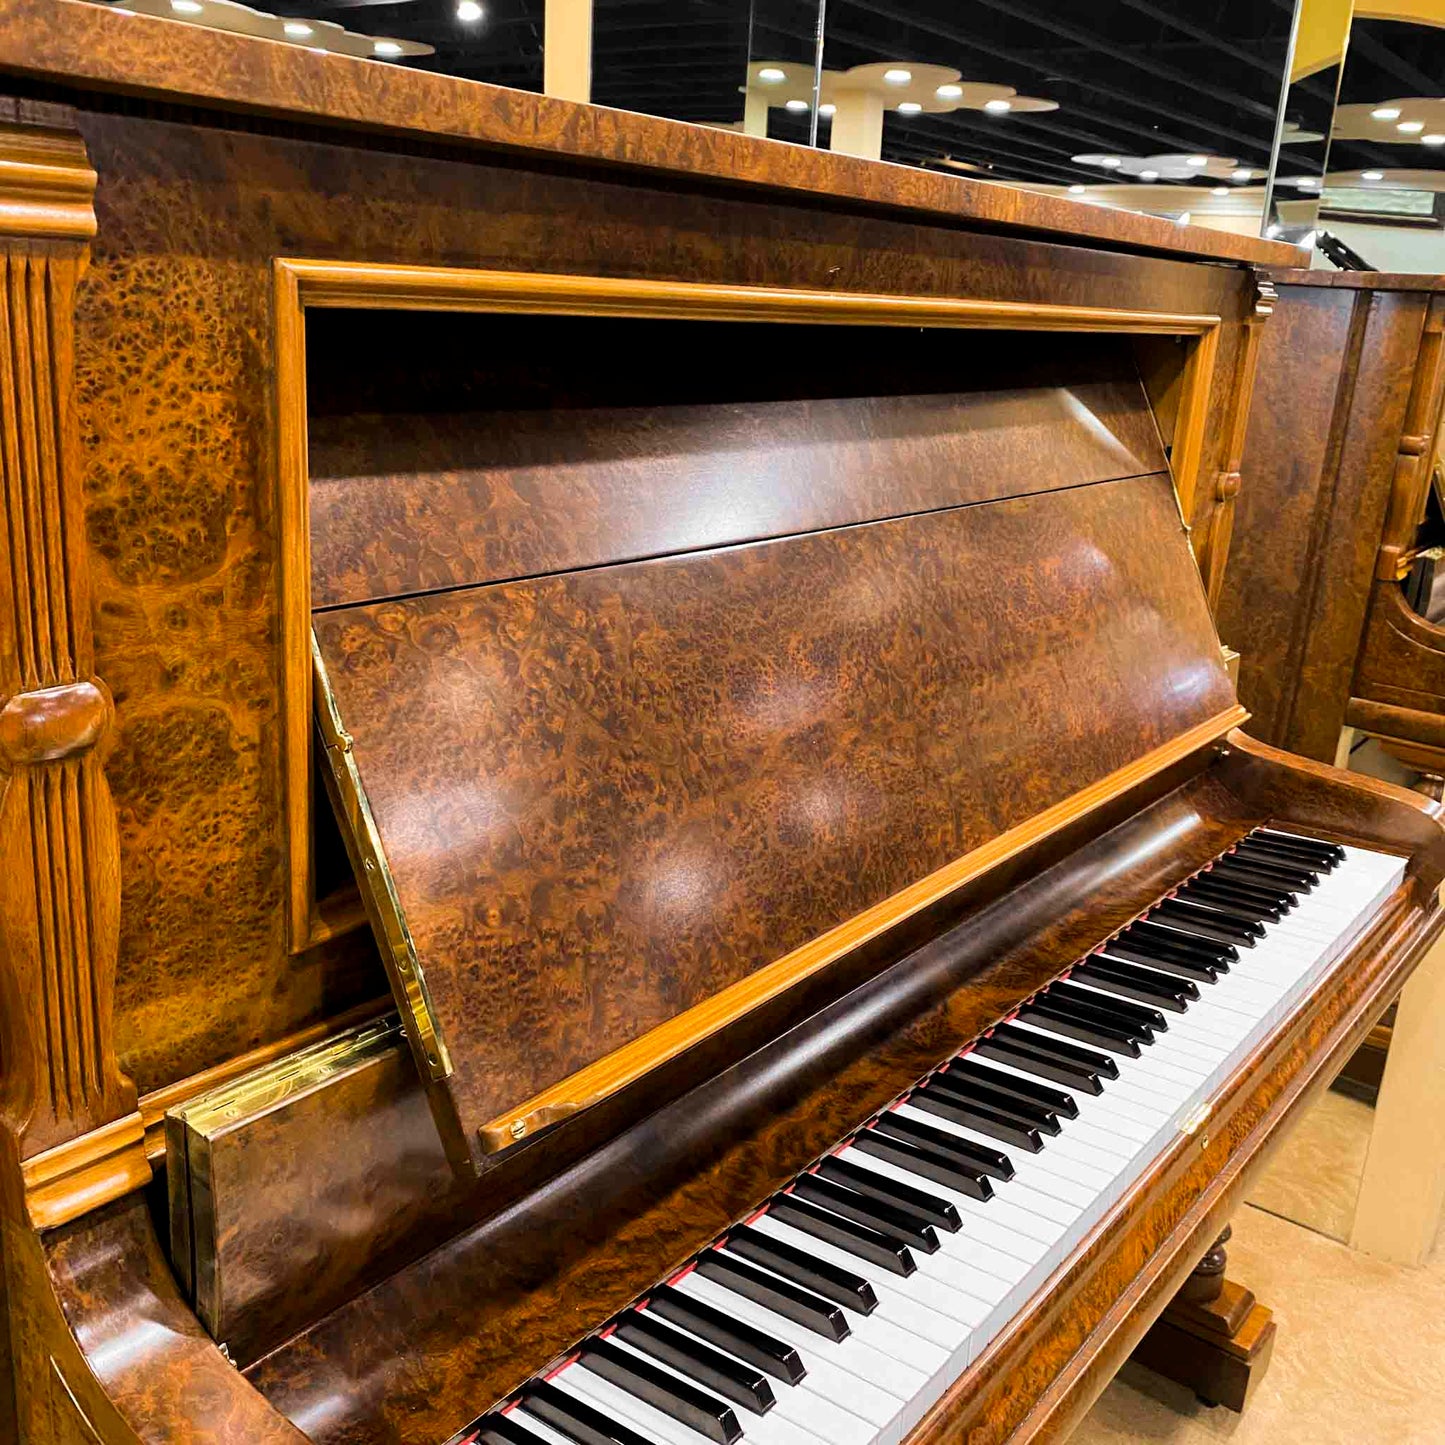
[545,0,593,103]
[830,89,884,160]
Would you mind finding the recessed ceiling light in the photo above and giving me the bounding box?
[170,0,202,13]
[1424,134,1445,146]
[1372,106,1401,120]
[757,67,786,84]
[1231,167,1252,181]
[785,99,809,112]
[883,68,912,85]
[818,103,836,117]
[1140,168,1159,181]
[983,98,1012,114]
[935,84,963,100]
[457,0,484,18]
[1098,156,1122,168]
[898,101,923,114]
[373,39,403,55]
[1211,185,1230,196]
[1186,155,1207,166]
[283,20,312,36]
[1363,169,1385,180]
[1068,183,1086,194]
[1398,120,1425,133]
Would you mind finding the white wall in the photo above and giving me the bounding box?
[1315,220,1445,273]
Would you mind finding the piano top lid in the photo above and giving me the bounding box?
[310,357,1241,1175]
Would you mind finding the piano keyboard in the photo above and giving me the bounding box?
[464,831,1405,1445]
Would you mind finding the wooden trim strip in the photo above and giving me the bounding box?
[21,1110,149,1231]
[480,704,1249,1154]
[278,258,1223,333]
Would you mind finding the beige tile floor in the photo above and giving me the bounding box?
[1071,1090,1445,1445]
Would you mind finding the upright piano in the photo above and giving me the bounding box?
[1,9,1442,1445]
[1219,268,1445,782]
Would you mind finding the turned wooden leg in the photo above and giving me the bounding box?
[1130,1226,1277,1412]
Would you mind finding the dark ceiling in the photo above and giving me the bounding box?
[264,0,1445,190]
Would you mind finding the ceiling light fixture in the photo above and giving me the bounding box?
[170,0,202,12]
[1140,168,1159,181]
[819,103,836,117]
[898,101,923,114]
[757,67,786,83]
[1186,155,1207,166]
[983,98,1012,114]
[883,68,912,85]
[1231,167,1252,181]
[283,20,312,35]
[1211,185,1230,196]
[1371,106,1401,120]
[1068,184,1086,194]
[1362,169,1385,180]
[935,84,963,100]
[1098,156,1122,168]
[1398,120,1425,133]
[373,38,403,55]
[457,0,484,18]
[1424,134,1445,146]
[784,99,809,112]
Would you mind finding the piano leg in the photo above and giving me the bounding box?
[1128,1226,1278,1413]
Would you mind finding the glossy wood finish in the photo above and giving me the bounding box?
[0,2,1305,272]
[316,474,1234,1167]
[1217,274,1438,761]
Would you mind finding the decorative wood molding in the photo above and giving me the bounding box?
[1378,293,1445,581]
[275,258,1227,956]
[1198,278,1276,611]
[477,705,1247,1154]
[0,108,146,1216]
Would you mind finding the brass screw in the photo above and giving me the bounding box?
[511,1119,526,1140]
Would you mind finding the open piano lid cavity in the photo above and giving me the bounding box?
[309,349,1237,1176]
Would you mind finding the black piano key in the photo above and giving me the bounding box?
[766,1195,917,1277]
[910,1079,1047,1150]
[871,1109,1016,1180]
[1126,919,1236,966]
[1229,843,1319,886]
[579,1339,743,1445]
[1047,980,1167,1034]
[475,1413,547,1445]
[1255,827,1345,864]
[613,1312,776,1414]
[1195,869,1297,914]
[1213,855,1309,897]
[1236,835,1337,873]
[789,1172,941,1252]
[973,1032,1106,1093]
[930,1070,1062,1135]
[1179,876,1283,922]
[725,1223,883,1309]
[693,1251,851,1342]
[993,1022,1120,1080]
[1102,941,1221,984]
[1016,1000,1143,1057]
[850,1127,995,1200]
[524,1382,658,1445]
[1073,958,1195,1011]
[943,1057,1079,1119]
[1165,891,1272,933]
[814,1154,962,1231]
[646,1285,806,1385]
[1149,900,1261,947]
[1205,860,1298,907]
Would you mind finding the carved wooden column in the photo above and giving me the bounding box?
[0,101,148,1229]
[1131,1225,1277,1412]
[1200,279,1276,614]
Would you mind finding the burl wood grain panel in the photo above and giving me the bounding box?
[0,0,1305,270]
[1221,284,1426,761]
[314,474,1234,1161]
[62,104,1252,1098]
[309,329,1166,608]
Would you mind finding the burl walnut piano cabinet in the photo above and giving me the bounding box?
[2,6,1444,1445]
[1218,269,1445,779]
